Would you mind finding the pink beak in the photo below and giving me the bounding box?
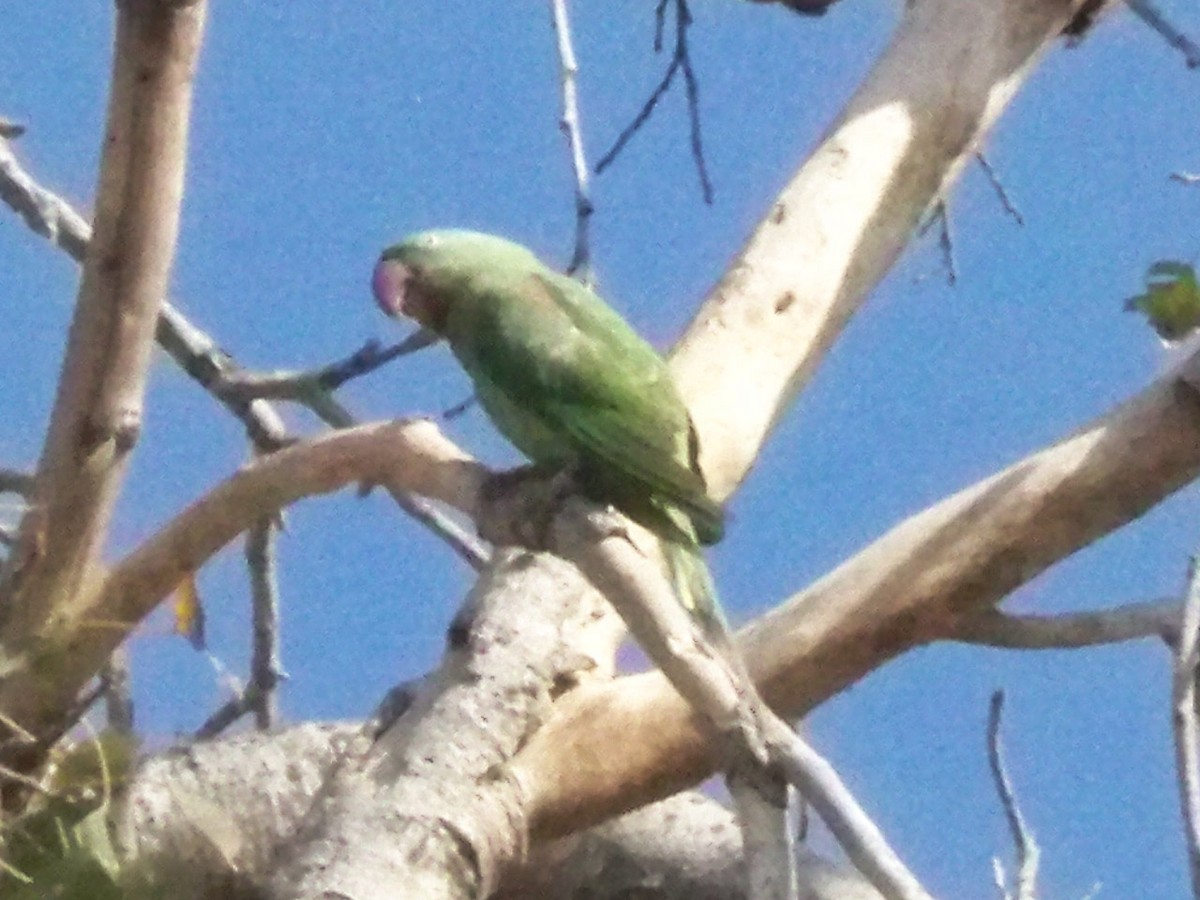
[372,258,409,319]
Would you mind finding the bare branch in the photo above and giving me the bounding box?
[213,338,421,403]
[976,153,1025,226]
[246,516,283,731]
[669,0,1091,498]
[548,0,595,281]
[727,772,798,900]
[595,0,713,204]
[761,717,929,900]
[0,136,90,260]
[193,681,268,741]
[0,126,488,570]
[519,366,1200,840]
[1174,554,1200,897]
[931,201,958,286]
[0,420,483,751]
[516,501,931,900]
[987,691,1039,900]
[0,2,209,797]
[951,598,1180,649]
[1126,0,1200,68]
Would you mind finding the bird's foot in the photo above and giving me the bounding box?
[477,462,580,550]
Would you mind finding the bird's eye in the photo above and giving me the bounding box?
[418,234,440,249]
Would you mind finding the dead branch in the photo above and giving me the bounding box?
[987,691,1039,900]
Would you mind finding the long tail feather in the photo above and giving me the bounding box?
[662,538,727,634]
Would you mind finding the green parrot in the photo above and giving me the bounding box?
[1125,261,1200,342]
[372,229,725,624]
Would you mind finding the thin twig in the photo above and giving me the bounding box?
[548,0,595,281]
[934,201,958,285]
[676,0,714,205]
[1173,554,1200,897]
[595,0,713,204]
[951,599,1180,649]
[193,683,266,741]
[0,129,488,571]
[976,153,1025,226]
[0,137,90,260]
[246,516,284,730]
[215,338,420,403]
[1126,0,1200,68]
[987,691,1039,900]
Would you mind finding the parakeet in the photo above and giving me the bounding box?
[372,230,725,624]
[1126,261,1200,343]
[1126,261,1200,373]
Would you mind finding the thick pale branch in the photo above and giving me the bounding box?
[0,2,208,662]
[518,372,1200,837]
[0,420,482,745]
[670,0,1093,497]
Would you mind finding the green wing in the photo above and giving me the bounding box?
[458,269,724,545]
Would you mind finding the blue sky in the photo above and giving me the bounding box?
[4,1,1200,895]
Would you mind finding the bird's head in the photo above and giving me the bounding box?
[372,229,537,334]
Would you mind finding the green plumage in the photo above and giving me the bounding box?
[373,230,725,622]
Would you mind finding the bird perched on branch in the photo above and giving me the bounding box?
[372,230,726,626]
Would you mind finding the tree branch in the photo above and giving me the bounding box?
[517,366,1200,839]
[0,471,34,497]
[669,0,1095,498]
[548,0,595,281]
[0,420,482,755]
[1174,554,1200,897]
[0,126,489,569]
[212,338,421,403]
[987,691,1039,900]
[246,516,283,730]
[0,0,209,790]
[951,598,1180,649]
[1126,0,1200,69]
